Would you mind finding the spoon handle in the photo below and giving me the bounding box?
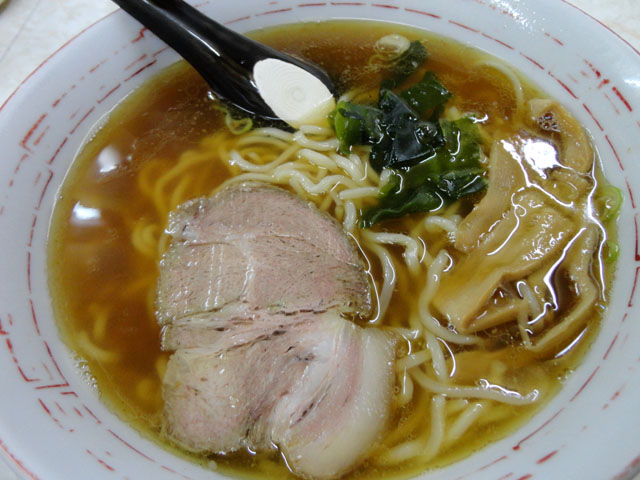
[112,0,333,120]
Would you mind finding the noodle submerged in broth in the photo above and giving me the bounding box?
[48,20,618,479]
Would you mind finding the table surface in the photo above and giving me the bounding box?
[0,0,638,479]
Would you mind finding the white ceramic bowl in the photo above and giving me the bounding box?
[0,1,638,479]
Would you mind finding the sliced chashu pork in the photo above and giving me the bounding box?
[157,184,371,323]
[157,182,395,480]
[164,312,394,478]
[165,182,361,265]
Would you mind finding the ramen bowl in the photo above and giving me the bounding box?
[0,1,638,479]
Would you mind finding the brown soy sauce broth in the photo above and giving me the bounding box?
[48,20,613,480]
